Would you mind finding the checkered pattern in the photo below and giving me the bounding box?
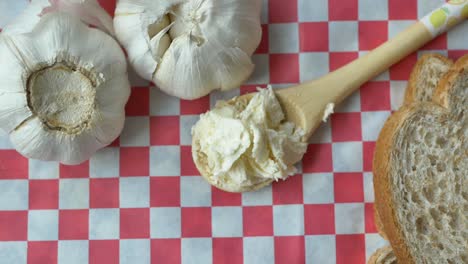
[0,0,466,263]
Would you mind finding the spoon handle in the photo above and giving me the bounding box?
[298,1,467,106]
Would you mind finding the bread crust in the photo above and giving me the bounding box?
[405,53,453,104]
[368,245,397,264]
[373,54,468,264]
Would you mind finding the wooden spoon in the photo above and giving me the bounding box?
[193,2,468,192]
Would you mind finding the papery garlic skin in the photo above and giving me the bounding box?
[114,0,262,100]
[0,13,130,165]
[192,87,308,192]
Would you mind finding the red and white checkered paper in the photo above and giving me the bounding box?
[0,0,466,263]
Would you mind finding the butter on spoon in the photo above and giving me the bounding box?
[192,2,466,192]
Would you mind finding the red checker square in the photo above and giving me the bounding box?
[151,239,181,264]
[240,85,260,95]
[29,180,59,209]
[365,203,378,233]
[269,54,300,84]
[359,21,388,51]
[120,208,150,239]
[274,237,305,264]
[421,33,447,50]
[329,0,358,21]
[304,204,335,235]
[212,187,241,206]
[389,53,417,80]
[255,25,269,54]
[150,116,180,145]
[59,210,88,240]
[331,113,362,142]
[363,141,376,172]
[120,147,149,176]
[243,206,273,236]
[360,81,391,111]
[389,0,417,20]
[334,173,364,203]
[448,50,468,61]
[90,178,119,208]
[28,241,57,264]
[268,0,298,23]
[336,234,366,264]
[97,0,116,16]
[181,207,211,237]
[213,238,243,264]
[0,211,27,241]
[180,96,210,115]
[60,162,89,178]
[90,240,119,264]
[181,146,199,176]
[125,87,150,116]
[0,150,28,179]
[110,137,120,147]
[330,52,358,71]
[299,22,329,52]
[150,177,180,207]
[272,174,303,204]
[302,144,333,173]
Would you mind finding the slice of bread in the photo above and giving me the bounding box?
[368,245,397,264]
[373,54,467,264]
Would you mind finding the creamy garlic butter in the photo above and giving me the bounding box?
[192,87,308,190]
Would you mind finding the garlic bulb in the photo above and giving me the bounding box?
[0,10,130,164]
[114,0,262,100]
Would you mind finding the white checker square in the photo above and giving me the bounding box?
[28,160,59,179]
[58,240,88,264]
[335,91,361,112]
[358,0,388,20]
[150,207,181,238]
[120,177,150,208]
[150,88,180,116]
[89,209,119,240]
[180,115,199,146]
[365,234,389,262]
[0,130,13,149]
[305,235,336,264]
[59,179,89,209]
[448,23,468,50]
[299,52,329,82]
[335,203,365,234]
[28,210,58,241]
[388,20,416,38]
[150,146,181,176]
[269,23,299,53]
[361,111,391,141]
[298,0,328,22]
[273,205,304,236]
[0,0,29,28]
[128,65,150,87]
[120,239,150,264]
[243,237,274,264]
[210,89,240,109]
[0,242,27,264]
[329,22,359,52]
[417,0,444,19]
[363,172,375,203]
[246,54,269,85]
[90,147,119,178]
[390,81,407,110]
[332,142,363,172]
[303,173,334,204]
[212,207,243,237]
[182,238,212,264]
[261,0,268,24]
[120,117,150,147]
[308,122,332,144]
[242,185,272,206]
[0,180,28,210]
[180,177,211,207]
